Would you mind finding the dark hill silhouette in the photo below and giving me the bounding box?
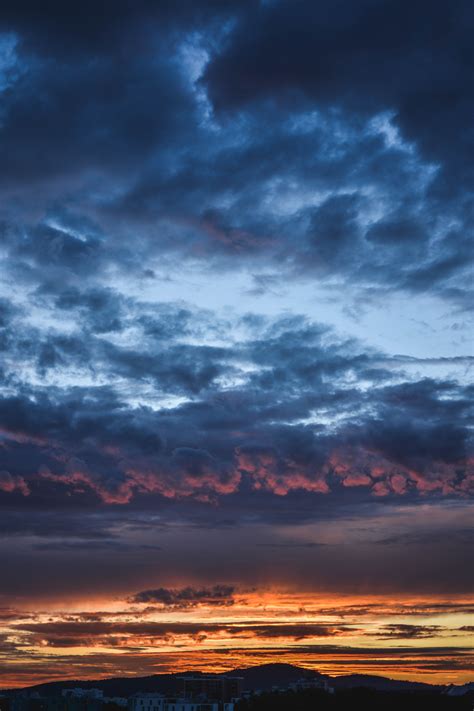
[232,663,326,690]
[2,663,445,696]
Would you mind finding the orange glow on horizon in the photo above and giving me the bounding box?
[1,591,473,689]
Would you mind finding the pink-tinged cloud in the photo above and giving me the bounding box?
[8,439,472,505]
[40,466,158,505]
[0,470,30,496]
[236,449,329,495]
[38,451,243,505]
[122,462,242,503]
[328,454,372,487]
[328,446,472,498]
[0,427,48,447]
[327,450,377,488]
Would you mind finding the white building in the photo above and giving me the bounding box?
[128,694,165,711]
[162,703,219,711]
[61,691,104,700]
[128,695,231,711]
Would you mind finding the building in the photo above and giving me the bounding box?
[10,693,47,711]
[288,678,334,694]
[46,691,102,711]
[180,678,242,704]
[161,703,219,711]
[103,699,127,708]
[61,692,103,701]
[128,694,165,711]
[128,695,225,711]
[128,693,235,711]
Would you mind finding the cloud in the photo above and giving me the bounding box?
[0,470,29,496]
[129,585,236,608]
[0,3,472,681]
[0,312,472,509]
[0,0,470,308]
[12,619,356,648]
[376,624,442,640]
[204,0,473,187]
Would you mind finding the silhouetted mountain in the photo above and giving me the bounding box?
[232,663,326,690]
[2,674,185,698]
[2,663,450,697]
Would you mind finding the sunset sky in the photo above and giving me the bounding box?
[0,0,473,689]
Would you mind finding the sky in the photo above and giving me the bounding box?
[0,0,473,689]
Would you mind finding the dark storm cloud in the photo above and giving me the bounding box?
[374,528,474,547]
[0,0,254,53]
[0,0,470,304]
[204,0,473,183]
[4,512,474,599]
[0,0,472,623]
[376,624,442,640]
[243,643,474,662]
[12,619,353,646]
[202,0,472,299]
[130,584,236,607]
[0,511,121,539]
[111,110,472,303]
[41,285,125,335]
[0,1,254,186]
[32,540,161,552]
[0,48,189,188]
[257,542,326,549]
[0,311,472,508]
